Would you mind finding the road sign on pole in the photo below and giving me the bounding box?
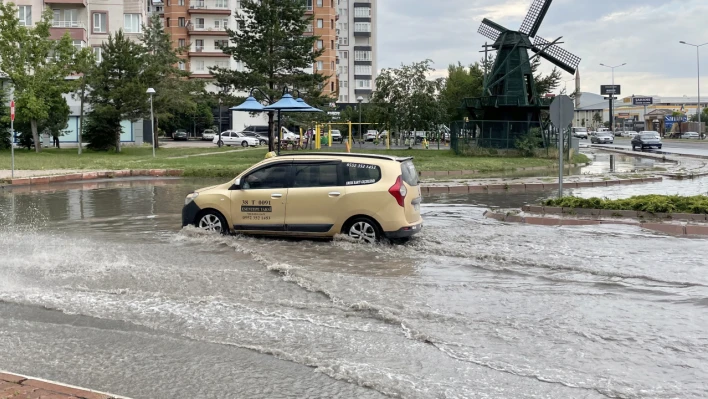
[10,100,15,179]
[550,95,574,198]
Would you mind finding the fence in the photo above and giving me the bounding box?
[451,120,562,155]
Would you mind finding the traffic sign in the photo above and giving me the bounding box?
[10,100,14,121]
[632,97,653,106]
[601,85,621,95]
[550,95,574,128]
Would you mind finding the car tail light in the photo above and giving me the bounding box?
[389,176,407,207]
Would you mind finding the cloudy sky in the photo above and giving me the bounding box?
[377,0,708,98]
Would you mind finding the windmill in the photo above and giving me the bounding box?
[460,0,581,149]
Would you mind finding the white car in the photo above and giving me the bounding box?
[365,130,379,141]
[681,131,700,139]
[330,129,343,143]
[212,131,260,147]
[202,129,216,141]
[625,131,638,138]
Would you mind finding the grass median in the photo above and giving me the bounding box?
[544,194,708,214]
[0,146,589,178]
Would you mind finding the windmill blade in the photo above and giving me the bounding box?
[531,36,581,75]
[519,0,553,38]
[477,18,509,42]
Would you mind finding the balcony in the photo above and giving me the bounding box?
[45,0,87,6]
[188,25,229,36]
[49,21,87,42]
[188,0,231,15]
[189,46,230,57]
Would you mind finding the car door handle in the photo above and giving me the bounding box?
[328,191,341,197]
[271,193,283,199]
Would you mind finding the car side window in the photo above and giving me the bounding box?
[242,164,289,190]
[343,162,381,186]
[293,163,339,188]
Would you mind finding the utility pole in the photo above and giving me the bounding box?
[600,63,626,133]
[680,41,707,137]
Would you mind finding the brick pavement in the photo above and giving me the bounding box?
[0,372,127,399]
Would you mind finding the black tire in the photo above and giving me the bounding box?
[241,141,248,147]
[632,145,636,151]
[343,217,382,243]
[260,140,266,145]
[194,210,229,234]
[641,145,645,150]
[218,140,224,147]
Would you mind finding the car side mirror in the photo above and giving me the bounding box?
[231,177,241,190]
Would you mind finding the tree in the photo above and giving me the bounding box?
[0,86,9,150]
[71,47,96,154]
[85,30,147,152]
[141,14,204,144]
[531,57,562,96]
[371,60,446,138]
[212,0,328,151]
[0,4,76,152]
[689,107,708,123]
[440,62,484,123]
[593,112,603,127]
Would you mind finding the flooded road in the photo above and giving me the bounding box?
[1,178,707,399]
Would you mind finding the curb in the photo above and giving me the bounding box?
[419,176,662,194]
[418,163,591,178]
[520,205,708,222]
[6,169,184,186]
[0,370,130,399]
[483,210,708,237]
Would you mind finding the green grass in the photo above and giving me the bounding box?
[543,194,708,214]
[0,146,590,178]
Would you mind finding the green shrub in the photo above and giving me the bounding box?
[543,195,708,214]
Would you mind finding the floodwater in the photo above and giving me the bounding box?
[1,178,707,399]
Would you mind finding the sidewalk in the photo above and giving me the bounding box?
[0,371,128,399]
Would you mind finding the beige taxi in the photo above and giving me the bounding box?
[182,152,423,243]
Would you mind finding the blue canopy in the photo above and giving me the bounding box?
[230,96,265,112]
[263,93,311,111]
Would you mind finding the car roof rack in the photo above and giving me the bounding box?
[280,152,413,162]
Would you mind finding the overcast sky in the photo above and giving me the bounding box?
[377,0,708,98]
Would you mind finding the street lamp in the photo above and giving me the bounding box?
[146,88,156,158]
[600,62,627,134]
[357,96,364,147]
[680,41,708,136]
[217,97,223,147]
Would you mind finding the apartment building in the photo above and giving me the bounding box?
[306,0,337,97]
[335,0,376,103]
[12,0,148,63]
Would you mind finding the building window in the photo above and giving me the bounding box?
[195,39,204,51]
[354,50,371,61]
[72,40,83,50]
[195,60,205,71]
[215,60,228,68]
[124,14,142,33]
[331,40,334,49]
[215,39,228,48]
[355,79,371,88]
[355,64,372,75]
[215,0,228,7]
[338,50,348,59]
[17,5,31,26]
[195,18,204,29]
[354,7,371,17]
[331,82,334,91]
[235,0,241,9]
[339,37,348,45]
[339,80,348,88]
[354,22,371,32]
[316,19,323,28]
[214,18,228,29]
[331,61,334,70]
[93,47,102,63]
[178,17,185,27]
[317,0,323,6]
[317,61,323,70]
[331,19,334,28]
[339,65,348,74]
[178,38,186,47]
[178,0,184,5]
[306,0,313,11]
[178,61,185,71]
[166,18,170,27]
[93,12,107,33]
[316,40,323,49]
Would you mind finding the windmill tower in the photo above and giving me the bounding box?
[461,0,581,148]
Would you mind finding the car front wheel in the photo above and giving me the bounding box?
[241,141,248,147]
[196,210,228,234]
[260,140,266,145]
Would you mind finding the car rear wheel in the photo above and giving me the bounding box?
[196,210,228,234]
[345,217,381,243]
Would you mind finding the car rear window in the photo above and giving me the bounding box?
[343,162,381,186]
[640,133,655,138]
[401,160,419,186]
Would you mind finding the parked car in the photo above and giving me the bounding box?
[201,129,216,141]
[632,132,663,151]
[330,129,343,143]
[173,129,188,141]
[591,132,614,144]
[365,130,379,142]
[241,131,268,145]
[182,152,423,243]
[242,125,270,136]
[625,131,638,139]
[680,131,700,139]
[212,130,260,147]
